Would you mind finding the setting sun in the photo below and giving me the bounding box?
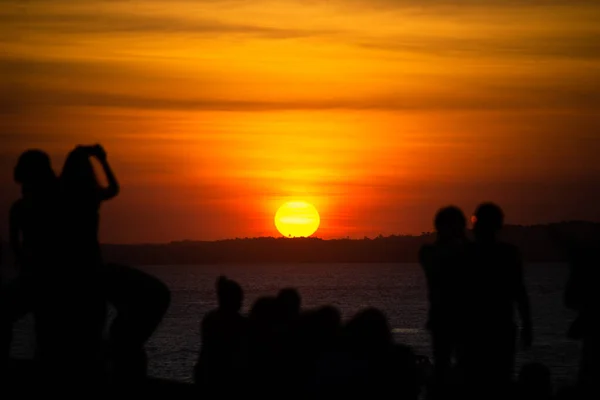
[274,201,321,238]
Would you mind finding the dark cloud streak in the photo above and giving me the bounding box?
[356,33,600,60]
[0,10,333,39]
[4,84,600,113]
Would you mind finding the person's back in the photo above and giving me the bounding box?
[3,151,60,365]
[419,206,469,391]
[420,241,468,331]
[58,147,103,270]
[10,151,60,279]
[462,203,532,398]
[195,276,248,396]
[467,240,523,329]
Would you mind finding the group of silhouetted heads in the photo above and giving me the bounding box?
[14,147,105,195]
[196,275,422,399]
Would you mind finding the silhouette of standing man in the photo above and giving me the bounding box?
[463,203,532,397]
[419,206,469,393]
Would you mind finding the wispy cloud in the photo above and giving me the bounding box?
[356,32,600,61]
[0,9,333,39]
[4,81,599,113]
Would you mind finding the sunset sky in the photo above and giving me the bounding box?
[1,0,599,243]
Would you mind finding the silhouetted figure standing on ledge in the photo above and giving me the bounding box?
[419,206,469,394]
[462,203,533,398]
[1,150,59,371]
[194,276,248,397]
[59,144,170,386]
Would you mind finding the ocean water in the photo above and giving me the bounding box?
[11,263,581,386]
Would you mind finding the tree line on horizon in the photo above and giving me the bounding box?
[1,221,597,267]
[105,221,598,265]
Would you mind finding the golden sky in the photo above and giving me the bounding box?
[1,0,600,242]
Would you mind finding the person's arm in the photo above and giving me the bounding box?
[9,201,24,270]
[514,248,533,348]
[94,145,120,201]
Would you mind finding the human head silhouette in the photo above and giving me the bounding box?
[473,202,504,241]
[60,146,99,195]
[345,307,392,353]
[277,288,301,319]
[216,276,243,312]
[14,149,56,194]
[434,206,466,242]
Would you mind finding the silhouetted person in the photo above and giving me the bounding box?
[59,144,170,386]
[462,203,533,398]
[563,235,600,396]
[21,147,108,387]
[1,150,59,371]
[194,276,248,397]
[59,145,119,268]
[419,206,469,393]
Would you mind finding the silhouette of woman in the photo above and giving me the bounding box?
[419,206,469,392]
[59,144,170,385]
[60,144,119,268]
[1,150,60,369]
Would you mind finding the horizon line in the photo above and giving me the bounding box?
[96,220,597,246]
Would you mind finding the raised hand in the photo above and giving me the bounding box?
[92,144,107,161]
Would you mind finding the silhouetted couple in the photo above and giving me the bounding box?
[419,203,532,399]
[0,145,170,389]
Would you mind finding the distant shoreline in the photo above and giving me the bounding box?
[2,221,597,266]
[100,221,597,265]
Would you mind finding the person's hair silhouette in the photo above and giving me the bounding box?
[61,145,119,202]
[472,202,504,241]
[14,150,56,188]
[435,206,467,242]
[216,275,243,313]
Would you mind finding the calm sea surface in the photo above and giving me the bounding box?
[11,263,581,386]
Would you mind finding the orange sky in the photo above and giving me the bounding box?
[2,0,600,243]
